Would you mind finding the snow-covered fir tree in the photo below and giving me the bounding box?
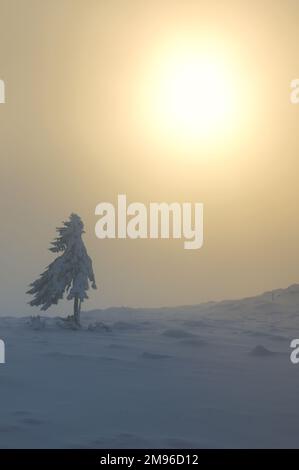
[27,214,97,325]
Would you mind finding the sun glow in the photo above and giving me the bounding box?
[141,42,241,150]
[162,57,235,135]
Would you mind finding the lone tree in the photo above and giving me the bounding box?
[27,214,97,325]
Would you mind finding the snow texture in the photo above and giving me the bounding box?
[1,284,299,448]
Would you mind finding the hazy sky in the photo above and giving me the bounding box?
[1,0,299,315]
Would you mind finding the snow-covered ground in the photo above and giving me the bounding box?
[1,285,299,448]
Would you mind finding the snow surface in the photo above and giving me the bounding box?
[1,285,299,448]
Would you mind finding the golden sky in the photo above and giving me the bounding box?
[1,0,299,314]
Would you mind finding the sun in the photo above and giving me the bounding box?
[163,56,234,135]
[141,42,240,149]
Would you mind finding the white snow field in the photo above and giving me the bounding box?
[1,284,299,448]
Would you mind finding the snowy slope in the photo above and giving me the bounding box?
[0,285,299,448]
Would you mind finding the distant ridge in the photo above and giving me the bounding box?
[85,283,299,316]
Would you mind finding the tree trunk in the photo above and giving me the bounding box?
[73,296,80,326]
